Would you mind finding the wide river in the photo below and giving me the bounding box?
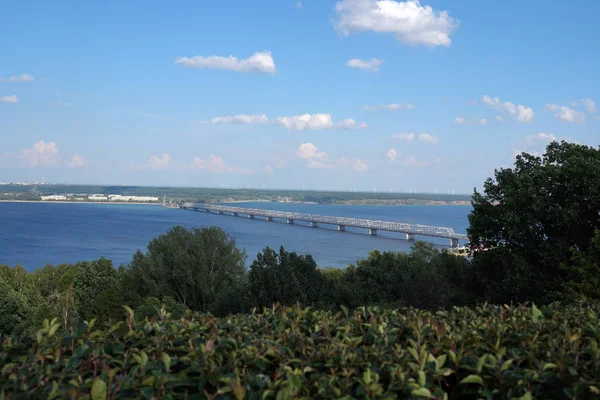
[0,202,470,271]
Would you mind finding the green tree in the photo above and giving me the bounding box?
[73,257,122,322]
[249,246,323,308]
[0,280,31,336]
[468,141,600,302]
[128,226,246,312]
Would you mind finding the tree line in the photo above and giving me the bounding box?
[1,141,599,336]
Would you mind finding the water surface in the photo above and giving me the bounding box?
[0,202,470,271]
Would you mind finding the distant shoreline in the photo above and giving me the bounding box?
[0,200,164,206]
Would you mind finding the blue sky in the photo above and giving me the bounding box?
[1,0,598,193]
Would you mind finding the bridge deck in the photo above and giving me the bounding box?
[180,203,468,241]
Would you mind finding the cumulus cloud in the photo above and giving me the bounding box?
[390,133,415,141]
[296,143,331,168]
[387,148,398,162]
[147,154,171,169]
[189,155,251,174]
[20,141,60,167]
[264,156,287,173]
[454,117,488,126]
[390,132,437,144]
[496,115,504,122]
[511,133,558,157]
[418,133,439,144]
[174,51,276,75]
[581,97,597,114]
[526,133,556,145]
[0,74,35,82]
[546,104,585,124]
[211,114,269,124]
[337,157,369,171]
[481,95,534,123]
[276,113,367,131]
[387,148,428,166]
[334,0,458,47]
[346,58,383,72]
[68,153,85,168]
[363,103,414,111]
[1,95,18,103]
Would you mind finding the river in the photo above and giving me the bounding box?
[0,202,471,271]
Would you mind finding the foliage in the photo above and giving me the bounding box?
[73,258,123,323]
[128,226,247,312]
[2,302,600,399]
[469,141,600,303]
[249,246,323,309]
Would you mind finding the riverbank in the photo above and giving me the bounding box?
[0,200,163,206]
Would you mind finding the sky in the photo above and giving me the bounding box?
[1,0,599,193]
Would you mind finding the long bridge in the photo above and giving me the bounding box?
[179,203,468,248]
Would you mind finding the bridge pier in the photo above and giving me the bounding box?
[310,222,318,227]
[405,233,415,241]
[369,228,377,236]
[287,219,294,224]
[233,213,238,217]
[450,238,459,248]
[337,225,345,231]
[248,215,255,219]
[266,217,273,222]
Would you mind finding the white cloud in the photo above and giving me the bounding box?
[418,133,439,144]
[68,153,85,168]
[297,143,331,168]
[526,133,556,145]
[581,97,597,114]
[334,0,458,47]
[294,0,303,10]
[390,132,437,144]
[1,95,18,103]
[387,148,398,162]
[264,156,287,173]
[189,155,252,174]
[211,114,269,124]
[399,155,429,166]
[56,100,72,107]
[0,74,35,82]
[276,113,366,131]
[174,51,276,75]
[546,104,585,124]
[496,115,504,122]
[346,58,383,72]
[20,141,60,167]
[363,102,414,111]
[454,117,488,126]
[390,133,415,141]
[481,95,534,123]
[337,157,369,171]
[147,154,171,169]
[387,148,428,166]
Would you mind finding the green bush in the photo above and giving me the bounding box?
[2,302,600,399]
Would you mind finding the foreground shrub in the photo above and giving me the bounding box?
[2,302,600,399]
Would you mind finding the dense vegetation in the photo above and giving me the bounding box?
[0,184,470,205]
[2,302,600,399]
[1,140,599,398]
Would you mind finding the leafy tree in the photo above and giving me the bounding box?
[73,257,122,322]
[249,246,323,308]
[0,281,31,336]
[558,230,600,301]
[468,141,600,302]
[129,226,246,312]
